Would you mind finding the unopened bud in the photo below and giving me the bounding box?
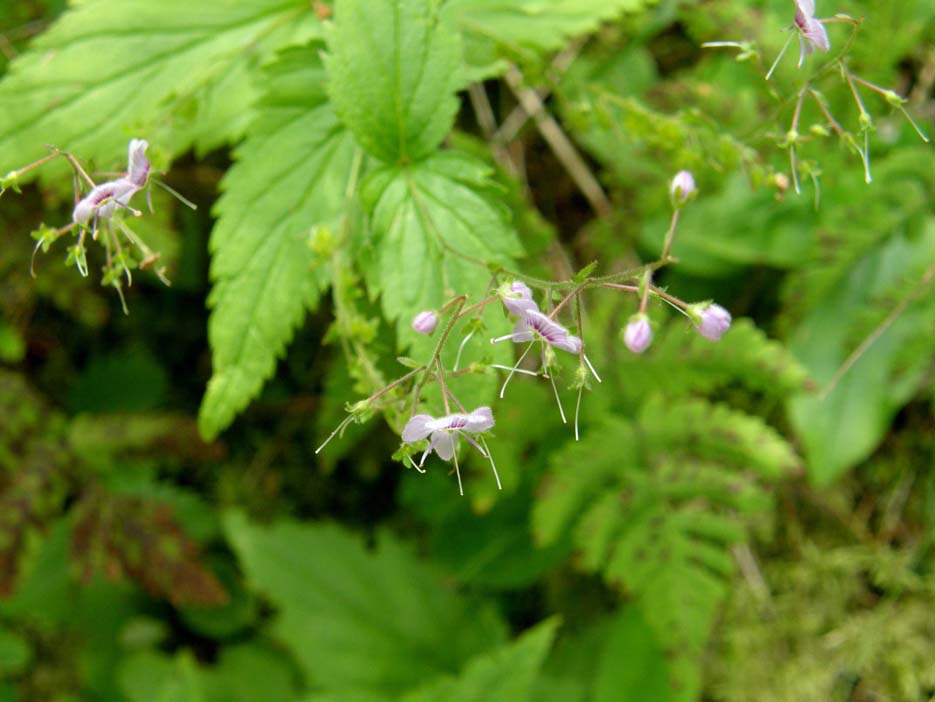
[412,310,438,334]
[689,302,732,341]
[623,314,652,354]
[670,170,696,207]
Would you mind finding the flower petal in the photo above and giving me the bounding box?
[431,431,456,461]
[402,414,436,442]
[466,406,495,433]
[127,139,150,188]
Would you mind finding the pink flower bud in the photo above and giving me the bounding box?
[412,310,438,334]
[670,170,696,206]
[624,314,652,353]
[694,303,731,341]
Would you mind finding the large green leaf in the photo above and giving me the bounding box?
[198,46,358,439]
[403,619,558,702]
[0,0,319,174]
[326,0,461,163]
[224,512,507,700]
[362,150,522,351]
[787,224,935,484]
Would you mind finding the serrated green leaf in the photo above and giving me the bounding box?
[403,618,558,702]
[445,0,658,74]
[326,0,461,163]
[224,511,507,699]
[198,46,358,439]
[362,150,522,351]
[0,0,320,175]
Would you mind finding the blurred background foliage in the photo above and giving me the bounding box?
[0,1,933,701]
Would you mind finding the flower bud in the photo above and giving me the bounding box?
[670,170,696,207]
[691,302,732,341]
[623,314,652,354]
[412,310,438,335]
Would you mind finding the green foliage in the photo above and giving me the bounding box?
[446,0,659,77]
[0,0,321,174]
[534,397,799,697]
[402,618,557,702]
[1,1,933,702]
[224,511,508,699]
[119,645,298,702]
[326,0,461,164]
[610,318,810,402]
[593,606,673,702]
[362,151,522,349]
[711,543,935,702]
[199,45,358,439]
[787,214,935,484]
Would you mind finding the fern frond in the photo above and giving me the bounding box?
[533,398,799,699]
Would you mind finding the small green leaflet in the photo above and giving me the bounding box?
[362,151,523,351]
[0,0,320,174]
[224,512,508,699]
[326,0,462,163]
[403,619,558,702]
[198,46,358,439]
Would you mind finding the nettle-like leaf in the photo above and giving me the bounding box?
[402,618,558,702]
[224,512,507,700]
[198,45,358,439]
[362,151,523,349]
[325,0,461,164]
[0,0,321,173]
[444,0,659,77]
[533,397,799,700]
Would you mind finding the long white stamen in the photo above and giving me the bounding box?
[462,433,488,458]
[549,371,567,424]
[574,384,583,441]
[453,329,476,371]
[480,436,502,490]
[315,414,355,454]
[899,106,930,143]
[452,445,464,496]
[861,129,872,184]
[790,144,801,195]
[500,342,535,399]
[767,34,794,80]
[583,354,602,383]
[407,455,425,473]
[489,364,539,377]
[153,179,198,210]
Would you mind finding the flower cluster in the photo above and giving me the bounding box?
[327,169,735,496]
